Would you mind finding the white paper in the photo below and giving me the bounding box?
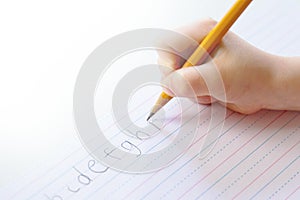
[1,0,300,199]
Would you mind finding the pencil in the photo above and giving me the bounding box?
[147,0,252,121]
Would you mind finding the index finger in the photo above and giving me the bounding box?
[157,19,217,78]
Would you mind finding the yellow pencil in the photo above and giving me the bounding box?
[147,0,252,121]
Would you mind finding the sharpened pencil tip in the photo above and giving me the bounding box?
[146,113,154,121]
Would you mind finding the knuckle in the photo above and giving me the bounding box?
[197,18,217,29]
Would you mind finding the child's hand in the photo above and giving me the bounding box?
[158,19,300,114]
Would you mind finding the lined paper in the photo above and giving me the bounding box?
[1,0,300,199]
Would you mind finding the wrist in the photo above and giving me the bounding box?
[264,55,300,111]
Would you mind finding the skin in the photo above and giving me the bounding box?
[158,19,300,114]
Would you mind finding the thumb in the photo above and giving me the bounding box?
[161,61,225,99]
